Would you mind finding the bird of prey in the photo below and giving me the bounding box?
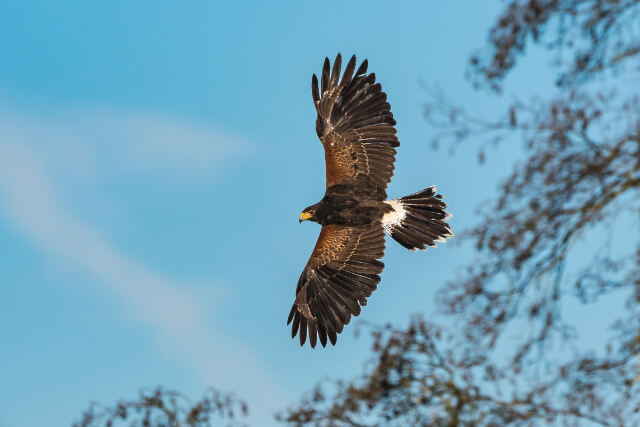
[289,54,453,348]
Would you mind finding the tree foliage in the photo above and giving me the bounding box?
[73,387,248,427]
[279,1,640,425]
[470,0,640,90]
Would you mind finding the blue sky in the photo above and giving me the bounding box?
[1,1,626,426]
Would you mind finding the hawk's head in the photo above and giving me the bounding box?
[299,203,320,223]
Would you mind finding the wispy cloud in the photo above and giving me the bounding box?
[0,108,283,422]
[0,106,249,182]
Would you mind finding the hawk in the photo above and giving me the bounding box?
[289,54,453,348]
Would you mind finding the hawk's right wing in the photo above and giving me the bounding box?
[287,222,386,348]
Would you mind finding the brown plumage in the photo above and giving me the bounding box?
[288,223,385,347]
[290,54,454,348]
[313,54,399,193]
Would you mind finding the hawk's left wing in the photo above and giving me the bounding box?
[312,54,399,199]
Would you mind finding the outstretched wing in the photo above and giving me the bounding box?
[287,223,386,348]
[312,54,399,198]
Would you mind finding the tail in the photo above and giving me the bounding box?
[382,186,453,251]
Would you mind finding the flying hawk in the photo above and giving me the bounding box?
[289,54,453,348]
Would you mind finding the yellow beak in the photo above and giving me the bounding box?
[299,212,313,222]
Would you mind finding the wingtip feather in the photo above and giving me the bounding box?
[312,74,320,103]
[356,58,368,76]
